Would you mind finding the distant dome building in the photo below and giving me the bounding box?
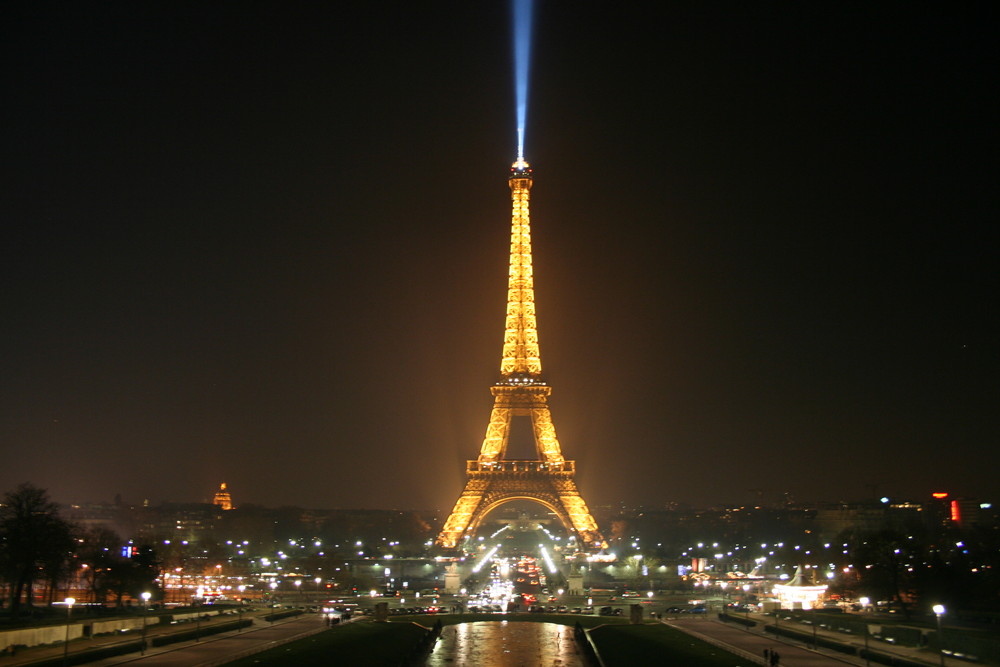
[772,565,827,610]
[212,483,234,511]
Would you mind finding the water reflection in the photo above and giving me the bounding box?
[424,621,584,666]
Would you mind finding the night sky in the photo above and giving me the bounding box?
[3,3,997,512]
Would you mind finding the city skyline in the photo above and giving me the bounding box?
[3,3,997,510]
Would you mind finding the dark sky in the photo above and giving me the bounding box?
[2,2,997,512]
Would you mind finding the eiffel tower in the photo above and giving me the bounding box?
[436,158,605,550]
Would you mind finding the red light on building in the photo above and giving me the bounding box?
[931,492,949,499]
[950,500,961,523]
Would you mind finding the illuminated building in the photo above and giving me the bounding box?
[213,483,234,511]
[437,159,604,549]
[932,492,984,529]
[772,565,827,610]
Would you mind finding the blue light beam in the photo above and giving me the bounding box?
[512,0,534,159]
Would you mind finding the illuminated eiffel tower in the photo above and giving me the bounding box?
[437,158,604,550]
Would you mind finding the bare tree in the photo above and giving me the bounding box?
[0,483,74,615]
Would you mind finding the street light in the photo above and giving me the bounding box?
[63,597,75,666]
[863,621,871,667]
[933,605,946,667]
[140,592,152,655]
[294,579,302,599]
[315,576,322,596]
[238,585,246,633]
[742,585,751,630]
[269,582,278,624]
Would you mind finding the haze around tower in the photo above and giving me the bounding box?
[2,3,997,511]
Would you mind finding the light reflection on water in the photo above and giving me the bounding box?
[424,621,584,667]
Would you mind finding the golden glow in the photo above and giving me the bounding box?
[931,492,949,499]
[436,159,603,550]
[773,582,828,610]
[773,565,828,610]
[502,160,540,376]
[212,482,233,511]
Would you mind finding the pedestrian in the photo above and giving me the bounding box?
[763,648,770,661]
[770,649,780,666]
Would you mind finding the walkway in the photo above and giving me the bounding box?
[87,614,328,666]
[667,616,963,667]
[0,613,328,667]
[669,617,857,667]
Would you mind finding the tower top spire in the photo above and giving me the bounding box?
[510,157,531,176]
[501,157,540,378]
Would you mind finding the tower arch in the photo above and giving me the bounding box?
[465,494,573,538]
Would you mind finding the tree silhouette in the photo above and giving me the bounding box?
[95,544,160,607]
[77,527,124,604]
[0,483,74,615]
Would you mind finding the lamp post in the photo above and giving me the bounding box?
[742,585,751,630]
[863,622,870,667]
[269,582,278,624]
[140,592,151,655]
[933,605,946,667]
[195,587,204,641]
[238,585,246,633]
[294,579,301,600]
[63,597,75,667]
[315,576,322,598]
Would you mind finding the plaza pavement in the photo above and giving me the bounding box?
[85,614,330,666]
[3,611,967,667]
[667,615,963,667]
[0,612,330,667]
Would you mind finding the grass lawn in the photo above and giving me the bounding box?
[590,623,758,667]
[223,621,429,666]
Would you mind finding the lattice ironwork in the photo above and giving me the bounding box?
[437,160,604,550]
